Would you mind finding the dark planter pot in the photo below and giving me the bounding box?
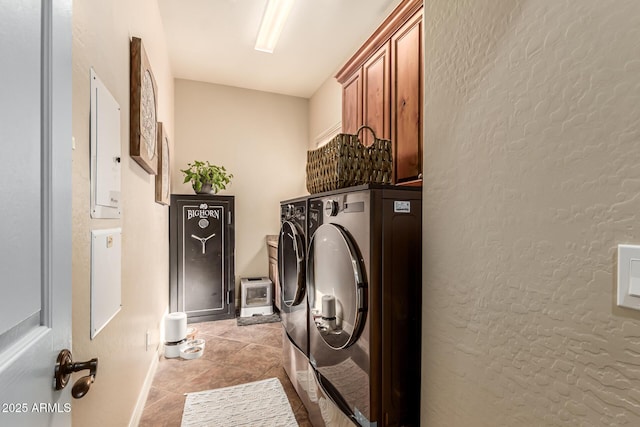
[194,183,218,195]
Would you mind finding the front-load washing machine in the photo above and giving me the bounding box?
[278,197,310,405]
[306,184,422,427]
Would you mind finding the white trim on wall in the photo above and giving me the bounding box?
[128,347,161,427]
[128,308,168,427]
[314,121,342,147]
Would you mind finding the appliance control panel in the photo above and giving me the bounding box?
[281,203,305,222]
[308,199,323,236]
[324,200,339,217]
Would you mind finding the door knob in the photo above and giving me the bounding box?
[54,349,98,399]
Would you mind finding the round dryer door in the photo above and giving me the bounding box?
[307,223,367,350]
[278,220,305,307]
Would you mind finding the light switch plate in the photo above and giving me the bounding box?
[617,244,640,310]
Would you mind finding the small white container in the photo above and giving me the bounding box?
[180,345,204,360]
[164,339,186,358]
[185,338,205,350]
[164,312,187,342]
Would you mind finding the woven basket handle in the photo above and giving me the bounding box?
[356,125,377,141]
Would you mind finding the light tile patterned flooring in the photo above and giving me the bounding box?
[139,318,311,426]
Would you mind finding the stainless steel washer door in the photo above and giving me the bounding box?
[307,223,367,350]
[278,220,305,307]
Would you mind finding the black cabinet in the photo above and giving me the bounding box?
[170,194,235,322]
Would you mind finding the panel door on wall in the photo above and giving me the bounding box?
[341,69,362,134]
[391,8,423,184]
[362,42,390,147]
[170,195,235,322]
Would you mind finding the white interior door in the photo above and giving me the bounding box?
[0,1,73,426]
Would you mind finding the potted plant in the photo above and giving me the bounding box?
[180,160,233,194]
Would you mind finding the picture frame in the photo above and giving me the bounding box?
[130,37,158,174]
[155,122,171,205]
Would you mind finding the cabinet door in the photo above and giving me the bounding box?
[362,42,390,146]
[391,9,423,183]
[341,69,362,134]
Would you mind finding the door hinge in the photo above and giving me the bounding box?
[228,211,232,224]
[227,290,231,305]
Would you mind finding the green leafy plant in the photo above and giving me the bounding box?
[180,160,233,194]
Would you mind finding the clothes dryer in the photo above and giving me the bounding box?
[306,185,422,427]
[278,197,310,403]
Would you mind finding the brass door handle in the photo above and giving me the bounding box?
[54,349,98,399]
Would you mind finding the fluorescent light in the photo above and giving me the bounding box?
[254,0,295,53]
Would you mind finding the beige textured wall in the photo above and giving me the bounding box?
[422,0,640,426]
[72,0,173,425]
[308,76,342,149]
[173,79,308,300]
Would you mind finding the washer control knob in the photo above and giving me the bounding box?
[286,204,295,218]
[324,200,339,217]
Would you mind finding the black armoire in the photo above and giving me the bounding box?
[169,194,235,322]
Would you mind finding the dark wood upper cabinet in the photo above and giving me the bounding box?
[391,9,422,183]
[336,0,423,185]
[341,70,362,135]
[362,42,390,147]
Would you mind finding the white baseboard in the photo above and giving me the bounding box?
[128,349,161,427]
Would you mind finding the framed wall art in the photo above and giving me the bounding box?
[130,37,158,174]
[155,122,171,205]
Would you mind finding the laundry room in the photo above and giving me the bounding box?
[2,0,639,426]
[69,0,421,424]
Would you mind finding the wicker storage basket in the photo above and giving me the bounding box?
[306,126,392,194]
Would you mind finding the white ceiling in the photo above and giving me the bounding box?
[157,0,402,98]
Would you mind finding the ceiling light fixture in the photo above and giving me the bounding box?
[254,0,295,53]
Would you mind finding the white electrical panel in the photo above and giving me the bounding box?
[90,68,121,219]
[91,228,122,339]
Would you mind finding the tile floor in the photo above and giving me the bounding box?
[139,318,311,426]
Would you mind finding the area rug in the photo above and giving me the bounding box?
[236,312,280,326]
[181,378,297,427]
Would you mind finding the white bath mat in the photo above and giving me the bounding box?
[181,378,298,427]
